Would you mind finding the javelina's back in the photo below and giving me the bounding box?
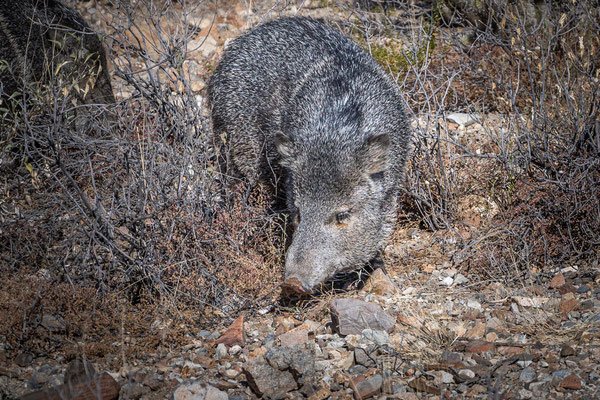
[208,17,411,294]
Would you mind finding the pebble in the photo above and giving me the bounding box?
[458,369,475,380]
[215,344,228,360]
[519,368,537,383]
[441,276,454,286]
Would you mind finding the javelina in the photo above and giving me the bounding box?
[208,17,411,294]
[0,0,114,105]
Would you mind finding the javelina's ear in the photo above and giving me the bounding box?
[275,133,296,166]
[361,134,390,176]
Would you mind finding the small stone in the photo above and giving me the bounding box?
[229,345,242,355]
[215,315,245,347]
[550,273,566,289]
[408,377,441,395]
[361,329,391,346]
[363,268,397,295]
[454,274,469,284]
[516,360,532,368]
[518,389,533,399]
[330,298,395,335]
[512,296,547,308]
[279,328,309,347]
[41,314,66,333]
[215,343,228,360]
[266,344,315,379]
[433,370,454,385]
[560,344,576,357]
[244,356,297,398]
[354,347,376,368]
[440,351,461,364]
[465,341,494,353]
[441,276,454,286]
[466,299,482,311]
[559,293,580,315]
[519,368,537,383]
[120,382,149,399]
[171,382,228,400]
[350,374,382,399]
[458,369,475,380]
[446,112,477,127]
[576,285,590,293]
[552,369,571,380]
[464,323,486,339]
[14,352,33,367]
[559,374,582,390]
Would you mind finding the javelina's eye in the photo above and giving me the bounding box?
[370,171,384,181]
[336,211,351,224]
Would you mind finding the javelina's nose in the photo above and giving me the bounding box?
[282,277,311,296]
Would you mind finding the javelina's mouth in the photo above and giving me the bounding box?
[281,277,311,296]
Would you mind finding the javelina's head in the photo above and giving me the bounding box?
[276,130,397,295]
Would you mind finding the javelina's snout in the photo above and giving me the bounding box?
[282,247,332,295]
[281,277,310,295]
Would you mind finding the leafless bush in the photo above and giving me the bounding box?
[1,0,285,350]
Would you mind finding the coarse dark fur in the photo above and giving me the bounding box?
[0,0,114,105]
[208,17,412,293]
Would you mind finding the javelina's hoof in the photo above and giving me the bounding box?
[282,277,310,296]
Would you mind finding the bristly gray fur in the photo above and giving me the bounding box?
[208,17,412,293]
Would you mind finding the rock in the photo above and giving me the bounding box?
[330,299,395,335]
[354,347,376,368]
[441,276,454,286]
[407,377,441,395]
[550,273,566,288]
[350,374,382,400]
[120,382,150,399]
[64,358,96,385]
[512,296,548,308]
[362,268,397,295]
[215,315,245,347]
[14,352,33,367]
[558,374,582,390]
[576,285,590,293]
[458,369,475,380]
[171,381,228,400]
[465,341,494,353]
[464,323,486,339]
[361,329,391,346]
[440,350,462,364]
[215,343,228,360]
[446,113,477,127]
[559,293,580,315]
[432,370,454,385]
[518,388,533,399]
[519,368,537,383]
[396,315,423,329]
[142,373,164,391]
[41,314,66,333]
[279,328,310,347]
[243,356,297,399]
[560,344,576,357]
[266,344,315,379]
[454,273,469,285]
[229,345,242,355]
